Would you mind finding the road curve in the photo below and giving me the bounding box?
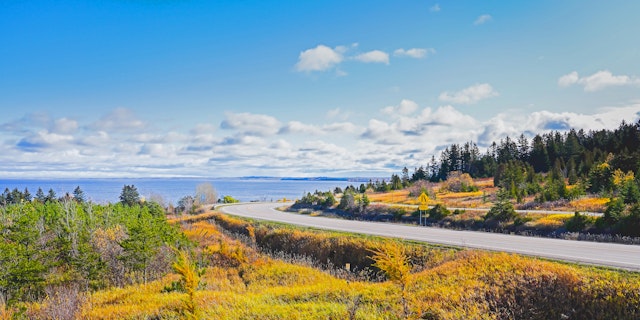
[219,202,640,271]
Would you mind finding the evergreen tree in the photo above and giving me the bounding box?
[23,188,32,202]
[622,179,640,204]
[36,188,46,203]
[120,185,141,206]
[401,167,410,187]
[46,188,57,203]
[73,186,86,203]
[390,174,402,190]
[485,189,517,222]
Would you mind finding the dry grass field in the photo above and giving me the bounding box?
[19,211,636,319]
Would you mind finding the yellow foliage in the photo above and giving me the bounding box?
[529,214,572,229]
[613,169,635,187]
[437,191,483,199]
[79,275,184,319]
[370,241,411,285]
[173,249,200,319]
[0,300,14,320]
[570,197,609,212]
[367,190,410,203]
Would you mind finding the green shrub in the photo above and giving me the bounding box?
[428,204,450,221]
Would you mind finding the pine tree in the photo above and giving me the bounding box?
[119,185,140,206]
[73,186,86,203]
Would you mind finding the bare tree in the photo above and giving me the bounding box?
[194,182,217,207]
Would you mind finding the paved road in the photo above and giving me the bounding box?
[219,202,640,271]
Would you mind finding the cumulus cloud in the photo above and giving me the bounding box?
[474,14,492,25]
[354,50,390,64]
[295,45,345,72]
[17,130,74,151]
[296,44,428,74]
[430,4,441,12]
[220,112,281,136]
[51,118,78,134]
[3,102,639,178]
[439,83,499,104]
[279,121,324,135]
[382,99,419,116]
[91,108,146,132]
[558,71,579,87]
[558,70,640,91]
[393,48,435,59]
[323,122,361,133]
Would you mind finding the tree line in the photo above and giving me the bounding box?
[403,120,640,185]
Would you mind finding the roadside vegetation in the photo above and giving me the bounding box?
[0,185,190,319]
[9,210,638,319]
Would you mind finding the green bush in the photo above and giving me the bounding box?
[428,204,451,221]
[485,190,517,222]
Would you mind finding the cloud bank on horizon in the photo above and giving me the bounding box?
[1,1,639,178]
[1,103,638,178]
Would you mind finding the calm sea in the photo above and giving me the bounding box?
[0,178,362,205]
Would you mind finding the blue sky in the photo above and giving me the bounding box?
[1,0,640,178]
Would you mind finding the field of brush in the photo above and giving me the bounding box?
[24,210,638,320]
[367,178,609,212]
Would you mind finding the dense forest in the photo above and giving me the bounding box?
[405,120,639,181]
[375,120,640,204]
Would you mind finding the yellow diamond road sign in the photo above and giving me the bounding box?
[418,192,429,211]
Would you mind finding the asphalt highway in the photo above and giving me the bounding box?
[219,202,640,271]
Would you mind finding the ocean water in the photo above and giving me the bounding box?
[0,178,359,205]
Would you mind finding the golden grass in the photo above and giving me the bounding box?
[79,274,184,319]
[367,190,410,203]
[71,212,640,320]
[475,178,494,188]
[570,197,609,212]
[527,213,573,229]
[437,191,484,199]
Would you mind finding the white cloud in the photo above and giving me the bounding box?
[190,123,217,135]
[220,112,281,136]
[382,99,419,116]
[439,83,499,104]
[296,44,432,75]
[91,108,146,132]
[326,108,341,119]
[430,4,440,12]
[354,50,390,64]
[279,121,324,135]
[17,130,74,150]
[474,14,492,25]
[558,70,640,91]
[51,118,78,134]
[3,102,639,178]
[322,122,361,133]
[295,45,345,72]
[139,143,177,158]
[558,71,579,87]
[393,48,436,59]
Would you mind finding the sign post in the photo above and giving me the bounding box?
[418,192,429,226]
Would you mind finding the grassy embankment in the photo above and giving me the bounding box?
[323,178,621,240]
[368,178,608,212]
[30,210,640,319]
